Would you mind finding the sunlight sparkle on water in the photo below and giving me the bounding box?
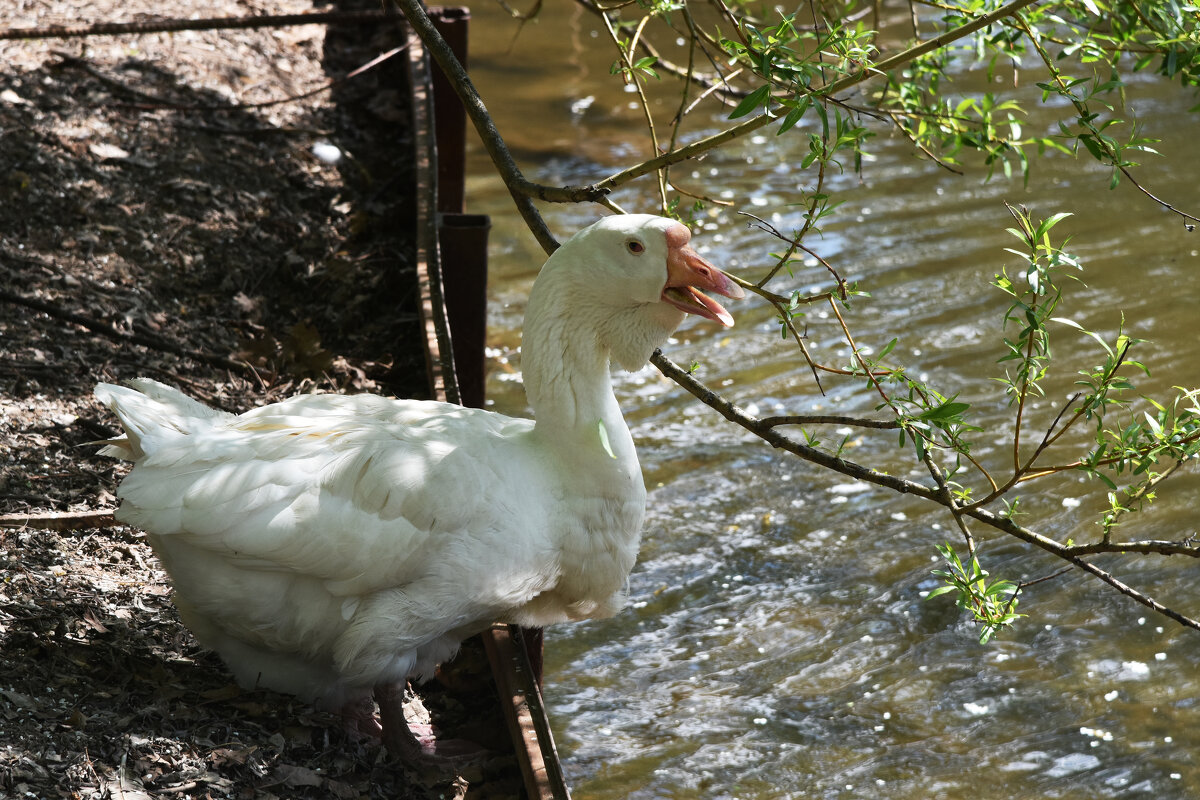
[1047,753,1102,777]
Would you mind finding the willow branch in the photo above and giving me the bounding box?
[682,67,745,115]
[885,110,964,174]
[1065,537,1200,558]
[966,339,1136,511]
[601,12,669,212]
[760,415,900,429]
[1013,12,1200,226]
[1100,458,1191,538]
[416,0,1038,221]
[573,0,746,104]
[594,0,1042,193]
[1017,430,1200,479]
[650,349,1200,632]
[391,0,565,254]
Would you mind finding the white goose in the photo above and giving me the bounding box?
[94,214,743,763]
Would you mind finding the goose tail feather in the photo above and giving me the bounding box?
[94,379,228,461]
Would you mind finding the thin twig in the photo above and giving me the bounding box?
[964,339,1137,511]
[682,67,745,115]
[1100,458,1191,540]
[1011,12,1200,226]
[495,0,545,23]
[885,110,964,174]
[668,180,735,206]
[574,0,745,105]
[763,292,825,392]
[1016,430,1200,479]
[665,5,700,201]
[741,211,844,291]
[0,286,255,376]
[1017,565,1073,589]
[600,11,669,212]
[55,44,410,114]
[0,9,395,41]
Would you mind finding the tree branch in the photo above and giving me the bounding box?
[389,0,566,254]
[594,0,1043,193]
[650,349,1200,631]
[0,9,395,40]
[1066,538,1200,558]
[420,0,1042,225]
[759,414,900,429]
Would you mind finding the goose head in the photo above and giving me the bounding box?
[531,214,745,373]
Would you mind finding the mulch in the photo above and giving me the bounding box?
[0,2,520,797]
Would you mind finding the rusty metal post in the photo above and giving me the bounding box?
[437,213,490,410]
[429,7,469,216]
[430,8,487,412]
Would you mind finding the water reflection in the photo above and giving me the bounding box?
[461,3,1200,797]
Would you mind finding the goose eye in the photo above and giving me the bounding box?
[626,240,645,254]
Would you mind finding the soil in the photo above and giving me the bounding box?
[0,2,519,798]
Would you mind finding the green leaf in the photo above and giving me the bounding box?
[633,56,660,79]
[919,401,971,422]
[597,420,617,460]
[812,100,829,138]
[1080,134,1107,161]
[1051,316,1084,331]
[1035,212,1073,239]
[777,96,811,135]
[729,84,771,120]
[985,580,1018,597]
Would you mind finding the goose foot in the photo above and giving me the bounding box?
[338,695,385,739]
[374,682,489,768]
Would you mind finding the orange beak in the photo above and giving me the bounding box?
[661,226,744,327]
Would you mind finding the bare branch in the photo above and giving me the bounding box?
[1066,537,1200,558]
[0,509,118,531]
[0,284,256,376]
[0,9,395,40]
[759,414,900,429]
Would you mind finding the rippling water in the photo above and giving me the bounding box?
[460,4,1200,797]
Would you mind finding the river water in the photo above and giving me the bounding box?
[455,4,1200,798]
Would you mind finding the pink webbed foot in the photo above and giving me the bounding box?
[337,694,384,740]
[373,682,489,767]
